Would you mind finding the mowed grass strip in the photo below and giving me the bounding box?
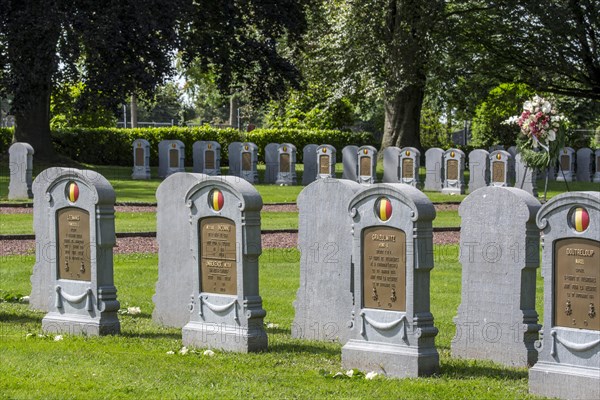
[0,248,545,399]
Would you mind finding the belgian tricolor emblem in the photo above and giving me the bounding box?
[67,182,79,203]
[375,197,392,222]
[208,189,224,212]
[570,207,590,233]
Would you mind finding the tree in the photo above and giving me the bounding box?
[0,0,310,159]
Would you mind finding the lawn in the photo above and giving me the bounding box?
[0,247,546,399]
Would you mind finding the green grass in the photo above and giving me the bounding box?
[0,247,546,399]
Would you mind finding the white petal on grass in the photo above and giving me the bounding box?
[203,350,215,357]
[127,306,141,315]
[166,351,175,355]
[346,369,354,378]
[54,335,64,341]
[179,346,189,355]
[365,371,378,380]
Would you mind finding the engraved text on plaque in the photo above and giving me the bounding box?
[359,156,370,176]
[169,149,179,168]
[319,155,330,174]
[242,152,251,171]
[402,158,414,179]
[280,153,290,173]
[492,161,505,183]
[200,217,237,295]
[135,148,144,166]
[447,160,458,180]
[560,155,570,171]
[205,151,215,169]
[57,207,91,281]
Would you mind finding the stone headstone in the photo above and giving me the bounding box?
[594,149,600,183]
[576,148,593,182]
[240,142,259,184]
[341,183,439,378]
[398,147,420,188]
[293,178,364,344]
[275,143,297,185]
[546,163,557,181]
[8,142,34,199]
[515,153,538,197]
[228,142,242,177]
[382,146,401,183]
[467,149,489,193]
[158,140,185,178]
[442,149,465,194]
[357,145,377,184]
[264,143,280,183]
[529,192,600,400]
[302,144,319,186]
[489,150,511,187]
[507,145,517,183]
[316,145,336,179]
[556,147,576,182]
[342,145,359,181]
[131,139,151,180]
[193,141,221,176]
[424,148,444,191]
[29,168,120,336]
[452,186,541,366]
[489,145,504,152]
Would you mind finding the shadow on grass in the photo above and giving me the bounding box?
[269,340,341,357]
[441,359,528,381]
[0,310,43,324]
[120,330,181,340]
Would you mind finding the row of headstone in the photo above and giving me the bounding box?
[382,147,421,187]
[341,145,378,184]
[263,143,297,185]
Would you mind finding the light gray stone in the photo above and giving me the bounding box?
[228,142,242,177]
[594,149,600,183]
[424,148,444,191]
[342,145,358,181]
[529,192,600,400]
[8,142,34,199]
[264,143,280,183]
[302,144,318,186]
[382,146,401,183]
[193,141,221,176]
[398,147,420,188]
[316,145,336,179]
[292,178,364,344]
[240,142,259,183]
[467,149,489,193]
[30,168,120,336]
[515,153,538,197]
[341,183,439,378]
[556,147,576,182]
[452,186,541,367]
[442,149,465,194]
[275,143,297,185]
[357,145,377,184]
[158,140,185,178]
[489,150,512,187]
[131,139,151,180]
[488,145,504,152]
[576,147,593,182]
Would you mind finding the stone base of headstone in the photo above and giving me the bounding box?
[529,363,600,400]
[42,312,120,336]
[131,169,151,180]
[441,185,465,195]
[556,171,574,182]
[182,320,267,353]
[592,173,600,183]
[342,340,439,378]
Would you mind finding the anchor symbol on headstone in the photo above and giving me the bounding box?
[589,303,596,319]
[371,287,378,301]
[80,261,85,274]
[565,300,573,316]
[390,288,397,303]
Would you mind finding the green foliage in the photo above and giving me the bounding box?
[420,106,453,150]
[50,83,117,129]
[137,83,195,124]
[0,128,13,151]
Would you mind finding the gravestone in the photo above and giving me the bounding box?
[341,183,439,378]
[515,153,538,197]
[357,145,377,184]
[264,143,280,183]
[556,147,576,182]
[594,149,600,183]
[302,144,319,186]
[228,142,242,177]
[193,141,221,176]
[8,142,34,199]
[424,148,444,191]
[275,143,297,185]
[316,145,336,179]
[576,147,593,182]
[546,163,557,181]
[342,145,359,181]
[442,149,465,194]
[382,146,401,183]
[158,140,185,178]
[292,178,364,343]
[507,145,517,183]
[489,145,504,152]
[467,149,489,193]
[131,139,151,180]
[452,186,541,366]
[240,142,259,184]
[489,150,511,187]
[398,147,420,187]
[529,192,600,400]
[29,168,120,335]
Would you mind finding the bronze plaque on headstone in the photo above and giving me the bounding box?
[492,161,505,183]
[205,150,215,170]
[359,156,371,177]
[447,159,459,180]
[169,149,179,168]
[279,153,290,173]
[242,152,251,171]
[57,207,91,281]
[554,238,599,331]
[319,155,330,174]
[560,155,570,171]
[402,158,414,179]
[200,217,237,295]
[362,226,406,311]
[135,147,144,167]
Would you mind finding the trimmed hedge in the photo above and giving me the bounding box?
[1,126,375,165]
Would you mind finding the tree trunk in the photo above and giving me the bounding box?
[380,84,425,152]
[229,94,239,128]
[14,87,54,160]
